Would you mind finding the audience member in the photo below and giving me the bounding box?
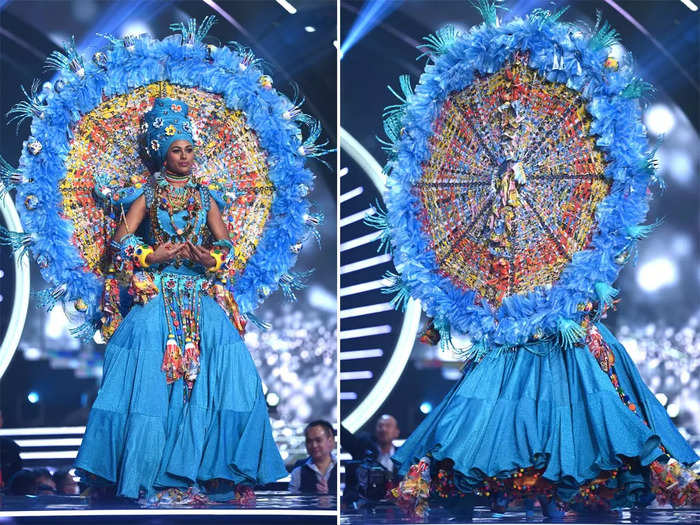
[374,415,400,472]
[341,414,401,473]
[289,420,337,494]
[53,469,80,495]
[33,468,57,495]
[7,469,38,496]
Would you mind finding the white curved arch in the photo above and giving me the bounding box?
[0,187,30,379]
[340,127,422,433]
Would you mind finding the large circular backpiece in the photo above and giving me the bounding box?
[62,82,273,276]
[12,22,324,328]
[418,52,610,307]
[383,15,655,348]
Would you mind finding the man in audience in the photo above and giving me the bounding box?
[53,469,80,495]
[289,420,337,494]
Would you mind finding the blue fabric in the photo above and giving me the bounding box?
[392,324,698,504]
[74,290,287,499]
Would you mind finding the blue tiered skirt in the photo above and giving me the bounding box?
[393,323,698,505]
[74,292,287,499]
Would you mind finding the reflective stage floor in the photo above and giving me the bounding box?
[341,504,700,524]
[0,492,337,523]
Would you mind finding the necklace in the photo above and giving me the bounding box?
[164,168,189,182]
[152,179,198,243]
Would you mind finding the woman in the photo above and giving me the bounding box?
[372,8,700,519]
[74,98,287,502]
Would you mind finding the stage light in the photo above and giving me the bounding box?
[0,426,85,436]
[266,392,280,407]
[339,325,391,339]
[667,403,680,418]
[340,278,392,296]
[340,0,403,58]
[620,338,645,362]
[340,186,364,203]
[340,231,381,251]
[305,26,316,33]
[45,307,69,339]
[341,207,374,227]
[275,0,297,14]
[668,150,693,185]
[120,21,150,38]
[340,392,358,400]
[340,348,384,360]
[24,347,41,361]
[636,257,679,292]
[644,104,676,136]
[680,0,698,11]
[27,392,39,404]
[340,302,393,319]
[419,402,432,414]
[308,285,337,313]
[339,254,392,274]
[340,370,373,380]
[671,234,693,257]
[656,393,668,406]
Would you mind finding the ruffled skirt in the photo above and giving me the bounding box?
[74,293,287,499]
[392,323,698,509]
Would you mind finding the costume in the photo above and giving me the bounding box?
[368,3,699,517]
[1,17,329,500]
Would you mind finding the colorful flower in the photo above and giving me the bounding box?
[182,121,191,132]
[171,104,182,112]
[150,139,160,151]
[140,122,149,133]
[165,125,177,136]
[152,117,163,128]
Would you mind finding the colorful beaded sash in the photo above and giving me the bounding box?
[158,273,209,397]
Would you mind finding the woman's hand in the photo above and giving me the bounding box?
[146,241,186,265]
[185,241,217,268]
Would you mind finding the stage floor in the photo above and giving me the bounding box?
[0,491,337,523]
[340,504,700,524]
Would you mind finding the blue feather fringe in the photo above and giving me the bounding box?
[0,227,34,259]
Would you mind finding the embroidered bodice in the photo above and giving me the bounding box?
[140,175,213,275]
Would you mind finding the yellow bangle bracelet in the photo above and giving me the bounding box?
[208,248,225,272]
[134,245,154,268]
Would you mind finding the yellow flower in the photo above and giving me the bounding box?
[164,125,177,136]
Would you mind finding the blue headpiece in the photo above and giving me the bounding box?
[142,98,194,168]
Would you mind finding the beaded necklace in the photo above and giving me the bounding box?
[151,173,199,243]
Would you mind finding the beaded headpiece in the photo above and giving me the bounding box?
[143,97,195,168]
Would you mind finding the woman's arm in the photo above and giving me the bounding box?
[113,194,147,242]
[206,198,228,241]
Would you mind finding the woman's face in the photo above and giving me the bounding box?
[164,139,194,176]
